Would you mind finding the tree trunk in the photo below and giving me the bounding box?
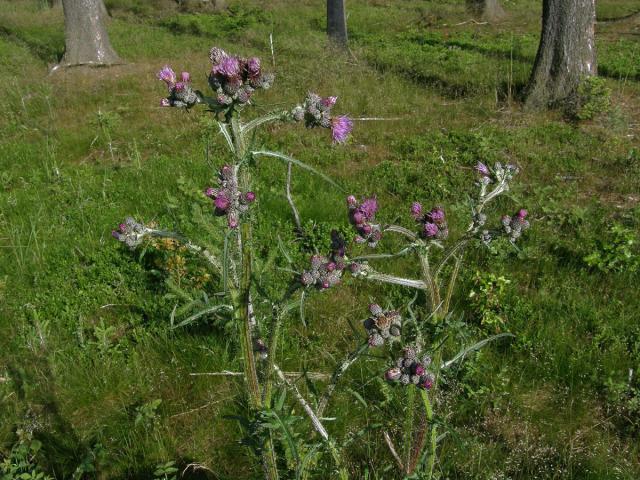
[483,0,505,21]
[525,0,596,110]
[327,0,348,47]
[59,0,122,68]
[467,0,505,21]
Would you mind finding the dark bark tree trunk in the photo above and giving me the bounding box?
[58,0,122,68]
[327,0,348,47]
[525,0,596,110]
[467,0,505,21]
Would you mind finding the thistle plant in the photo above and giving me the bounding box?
[112,46,529,479]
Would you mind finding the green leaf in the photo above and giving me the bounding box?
[346,388,367,409]
[441,333,515,369]
[171,304,232,329]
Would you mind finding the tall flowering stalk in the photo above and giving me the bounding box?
[113,46,528,479]
[113,47,355,480]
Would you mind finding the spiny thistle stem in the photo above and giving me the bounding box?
[420,252,440,313]
[403,385,416,474]
[420,389,437,480]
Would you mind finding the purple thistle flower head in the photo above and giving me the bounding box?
[326,262,336,272]
[352,211,365,225]
[428,207,445,224]
[228,215,239,229]
[476,161,490,176]
[346,195,357,207]
[322,96,338,108]
[214,193,230,211]
[205,187,216,198]
[360,197,378,219]
[180,71,190,83]
[160,98,171,107]
[174,82,186,91]
[214,56,241,78]
[411,202,423,219]
[331,115,353,144]
[424,223,439,238]
[244,191,256,203]
[414,364,426,376]
[246,57,261,77]
[157,65,176,85]
[518,209,528,219]
[119,223,127,233]
[321,280,330,289]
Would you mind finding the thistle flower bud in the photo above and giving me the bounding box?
[301,272,314,286]
[291,106,305,122]
[411,202,423,219]
[420,373,435,390]
[369,303,383,316]
[403,347,417,360]
[112,217,149,249]
[476,161,490,177]
[369,333,384,347]
[385,367,402,381]
[244,191,256,203]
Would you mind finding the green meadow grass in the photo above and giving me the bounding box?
[1,0,639,478]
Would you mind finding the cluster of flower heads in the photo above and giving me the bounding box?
[112,217,149,248]
[157,66,199,108]
[300,254,345,289]
[347,195,382,247]
[291,93,353,144]
[475,161,519,187]
[385,347,435,390]
[207,47,274,109]
[363,304,401,347]
[300,231,347,289]
[205,165,256,229]
[411,203,449,240]
[501,209,530,243]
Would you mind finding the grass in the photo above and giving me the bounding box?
[1,0,640,478]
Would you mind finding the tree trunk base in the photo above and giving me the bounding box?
[525,0,596,110]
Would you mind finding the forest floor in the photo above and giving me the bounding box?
[1,0,640,478]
